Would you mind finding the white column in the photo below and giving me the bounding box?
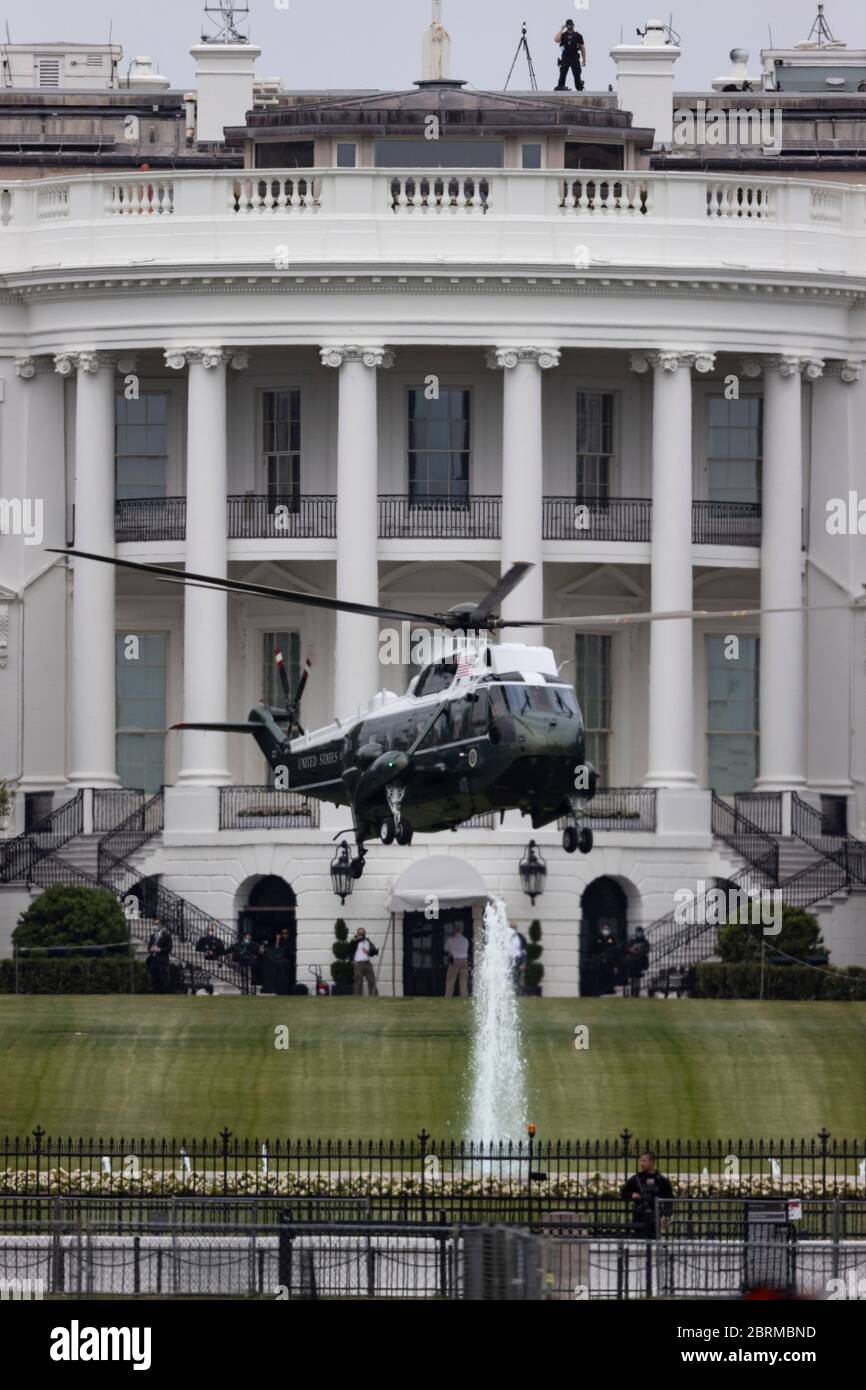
[487,347,560,646]
[56,350,120,788]
[167,347,248,786]
[321,346,393,720]
[754,354,823,791]
[632,350,714,787]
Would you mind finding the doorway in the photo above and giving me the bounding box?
[580,876,628,996]
[402,908,474,997]
[238,876,297,994]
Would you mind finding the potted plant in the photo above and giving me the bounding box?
[330,918,354,996]
[523,919,544,996]
[0,780,14,837]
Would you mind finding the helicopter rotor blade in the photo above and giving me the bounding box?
[274,649,292,703]
[499,601,860,629]
[293,657,312,710]
[461,562,533,629]
[48,550,446,626]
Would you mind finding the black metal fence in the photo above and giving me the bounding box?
[735,792,782,835]
[711,792,779,882]
[378,494,500,539]
[0,790,83,884]
[544,496,652,542]
[558,787,657,833]
[227,495,336,540]
[92,788,147,833]
[218,787,320,830]
[793,792,866,887]
[692,500,761,546]
[115,497,186,543]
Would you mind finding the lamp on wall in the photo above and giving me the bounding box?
[519,839,547,904]
[330,840,355,904]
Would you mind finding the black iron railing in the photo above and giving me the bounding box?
[219,787,320,830]
[692,500,761,546]
[645,866,770,974]
[92,788,147,833]
[115,497,186,542]
[379,495,500,539]
[0,1128,861,1212]
[544,496,652,542]
[792,792,866,887]
[779,856,849,910]
[558,788,657,833]
[734,792,782,835]
[227,495,336,540]
[711,793,779,883]
[0,791,83,884]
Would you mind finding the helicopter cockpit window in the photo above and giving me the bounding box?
[415,663,457,698]
[503,683,534,714]
[501,684,578,716]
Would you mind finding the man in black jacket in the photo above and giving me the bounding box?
[146,920,173,994]
[349,927,379,996]
[554,20,587,91]
[621,1151,674,1237]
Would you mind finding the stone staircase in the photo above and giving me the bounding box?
[52,833,102,880]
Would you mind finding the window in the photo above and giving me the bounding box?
[408,388,470,506]
[115,633,167,794]
[262,390,301,510]
[574,635,611,786]
[564,143,625,170]
[470,690,489,734]
[521,143,542,169]
[263,632,301,707]
[374,139,504,168]
[706,635,759,794]
[576,392,614,499]
[336,143,357,168]
[708,397,763,503]
[255,142,314,169]
[115,394,168,500]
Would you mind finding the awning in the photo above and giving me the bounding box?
[389,855,490,912]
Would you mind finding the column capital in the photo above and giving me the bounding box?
[53,350,121,376]
[823,359,862,384]
[319,345,395,369]
[15,355,56,379]
[764,354,824,380]
[630,350,715,374]
[739,357,764,379]
[485,347,561,370]
[164,348,250,371]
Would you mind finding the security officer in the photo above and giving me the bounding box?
[554,19,587,91]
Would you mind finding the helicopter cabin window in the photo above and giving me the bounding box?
[574,635,611,787]
[262,632,301,708]
[262,391,301,512]
[470,689,489,734]
[447,699,474,743]
[115,632,168,794]
[408,388,471,508]
[414,662,458,698]
[576,392,614,500]
[115,393,169,500]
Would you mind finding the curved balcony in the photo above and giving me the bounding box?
[1,170,863,278]
[114,496,764,546]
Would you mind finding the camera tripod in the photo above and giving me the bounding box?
[504,22,537,91]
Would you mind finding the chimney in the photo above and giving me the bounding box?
[610,19,681,146]
[190,39,261,142]
[422,0,451,82]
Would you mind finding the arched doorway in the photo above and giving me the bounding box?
[580,876,628,996]
[238,876,297,994]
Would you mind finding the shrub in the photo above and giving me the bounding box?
[0,958,155,994]
[524,920,543,992]
[691,962,866,1001]
[0,780,13,819]
[15,885,128,952]
[717,903,826,966]
[330,918,353,988]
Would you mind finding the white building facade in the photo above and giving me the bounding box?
[0,14,864,993]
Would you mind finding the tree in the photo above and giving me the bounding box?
[14,885,128,951]
[717,903,825,965]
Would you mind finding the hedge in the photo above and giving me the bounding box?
[692,962,866,1001]
[0,958,184,995]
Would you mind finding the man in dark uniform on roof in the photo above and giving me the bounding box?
[554,19,587,91]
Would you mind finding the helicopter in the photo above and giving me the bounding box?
[51,548,860,885]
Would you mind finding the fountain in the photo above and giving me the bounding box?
[468,897,528,1148]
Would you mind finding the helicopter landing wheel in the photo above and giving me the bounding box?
[350,856,365,880]
[577,827,594,855]
[562,824,579,854]
[379,817,396,846]
[395,819,414,847]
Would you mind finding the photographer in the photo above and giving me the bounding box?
[554,19,586,91]
[621,1151,673,1238]
[349,927,379,997]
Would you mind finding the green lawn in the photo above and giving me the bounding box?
[1,996,864,1141]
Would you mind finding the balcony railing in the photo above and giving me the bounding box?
[3,170,864,278]
[115,496,763,546]
[558,788,657,833]
[219,787,320,830]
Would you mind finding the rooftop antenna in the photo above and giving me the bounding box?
[807,4,836,46]
[504,21,537,91]
[201,0,250,44]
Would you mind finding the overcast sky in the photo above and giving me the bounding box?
[2,0,863,92]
